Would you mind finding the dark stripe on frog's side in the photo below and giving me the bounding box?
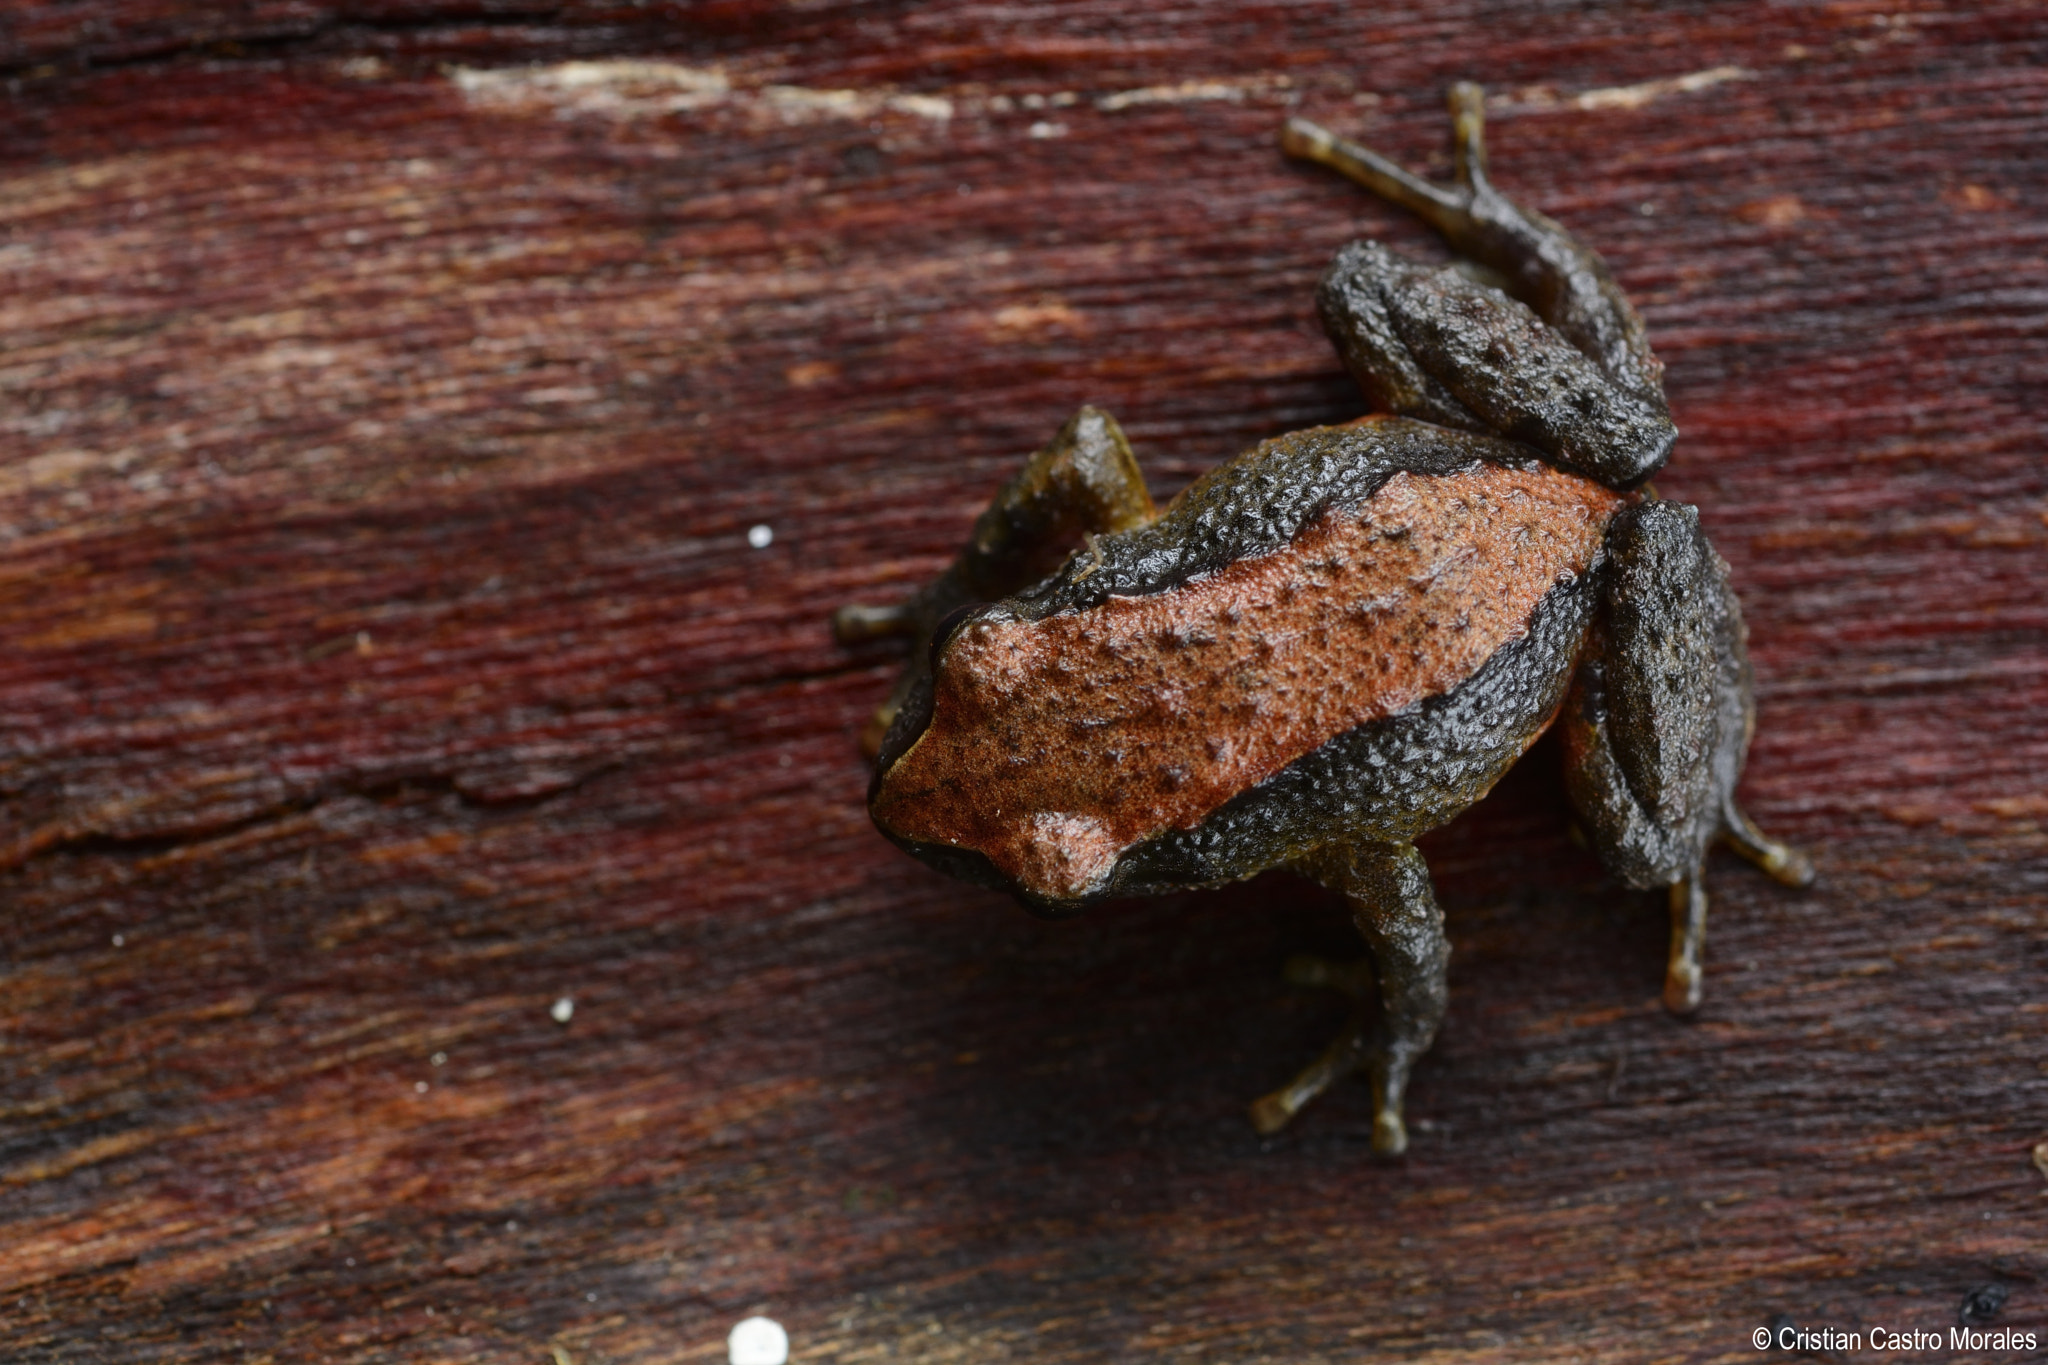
[1108,568,1600,904]
[881,570,1601,917]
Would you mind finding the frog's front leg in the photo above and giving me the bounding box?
[1285,84,1676,488]
[833,405,1157,754]
[1562,501,1814,1012]
[1249,841,1449,1157]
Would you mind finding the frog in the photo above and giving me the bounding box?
[832,83,1813,1156]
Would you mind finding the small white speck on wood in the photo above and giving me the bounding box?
[728,1316,789,1365]
[550,997,575,1024]
[746,524,774,549]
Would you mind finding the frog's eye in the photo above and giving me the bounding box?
[928,602,991,672]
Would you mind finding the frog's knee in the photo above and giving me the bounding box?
[1379,266,1676,487]
[1315,241,1488,435]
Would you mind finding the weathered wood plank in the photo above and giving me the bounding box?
[1,4,2044,1361]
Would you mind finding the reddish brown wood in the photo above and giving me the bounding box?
[1,4,2044,1361]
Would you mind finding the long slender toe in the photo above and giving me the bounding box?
[1280,953,1374,996]
[1663,959,1703,1015]
[1721,801,1817,889]
[832,602,915,644]
[1663,875,1707,1015]
[1371,1108,1408,1158]
[1247,1005,1372,1136]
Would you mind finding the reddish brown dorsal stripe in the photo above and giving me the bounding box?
[874,462,1626,899]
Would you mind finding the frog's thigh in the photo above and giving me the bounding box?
[1381,265,1675,488]
[1564,501,1734,1009]
[1598,501,1728,828]
[1315,241,1490,434]
[1252,841,1449,1157]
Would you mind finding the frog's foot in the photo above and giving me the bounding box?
[1247,1005,1415,1156]
[1668,808,1812,1014]
[1249,954,1411,1153]
[1249,999,1372,1138]
[1720,799,1816,889]
[1251,843,1447,1155]
[1282,82,1496,245]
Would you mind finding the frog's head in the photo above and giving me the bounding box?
[866,603,1122,917]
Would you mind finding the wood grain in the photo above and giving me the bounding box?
[1,4,2043,1361]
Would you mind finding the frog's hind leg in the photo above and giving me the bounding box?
[1249,841,1449,1157]
[832,405,1157,755]
[1284,82,1665,401]
[1561,500,1813,1013]
[1285,84,1676,487]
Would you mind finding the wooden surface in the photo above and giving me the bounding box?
[2,4,2045,1361]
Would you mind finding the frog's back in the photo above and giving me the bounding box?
[871,418,1625,911]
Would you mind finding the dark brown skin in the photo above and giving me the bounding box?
[836,83,1813,1156]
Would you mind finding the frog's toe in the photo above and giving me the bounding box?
[832,602,916,644]
[1663,958,1703,1016]
[1248,1088,1300,1137]
[1370,1106,1408,1158]
[1280,952,1374,997]
[1766,846,1817,889]
[1247,1004,1371,1137]
[858,702,898,760]
[1720,801,1817,889]
[1663,874,1708,1017]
